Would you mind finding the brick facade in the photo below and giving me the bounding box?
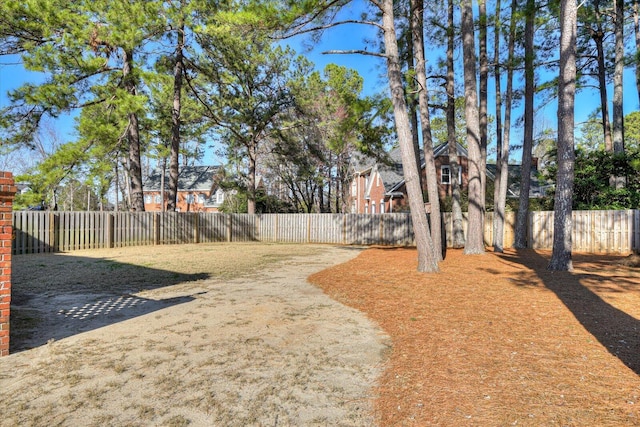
[0,172,16,356]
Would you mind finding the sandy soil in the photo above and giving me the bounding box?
[6,243,640,426]
[1,243,390,426]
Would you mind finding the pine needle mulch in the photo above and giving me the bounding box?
[309,247,640,426]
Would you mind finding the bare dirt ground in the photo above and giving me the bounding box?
[4,243,640,427]
[310,247,640,426]
[2,243,389,426]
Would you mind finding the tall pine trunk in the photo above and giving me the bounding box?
[495,0,516,253]
[479,0,488,204]
[514,0,535,248]
[167,22,185,211]
[591,1,613,151]
[548,0,577,271]
[612,0,626,188]
[412,0,443,260]
[247,143,257,214]
[492,0,504,252]
[447,0,464,248]
[381,0,438,272]
[613,0,625,155]
[122,48,145,212]
[461,0,485,254]
[634,0,640,105]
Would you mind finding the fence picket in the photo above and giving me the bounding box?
[11,210,640,255]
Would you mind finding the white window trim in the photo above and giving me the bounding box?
[441,165,462,185]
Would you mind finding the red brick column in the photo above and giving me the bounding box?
[0,172,16,356]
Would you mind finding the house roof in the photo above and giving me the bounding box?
[353,142,468,194]
[486,163,551,198]
[353,143,550,198]
[144,165,221,192]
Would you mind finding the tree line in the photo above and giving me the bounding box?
[2,0,639,272]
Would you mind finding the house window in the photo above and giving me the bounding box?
[154,195,162,204]
[198,194,205,204]
[185,194,194,204]
[380,199,385,214]
[441,165,462,185]
[144,195,152,204]
[216,189,224,204]
[371,201,376,214]
[351,180,357,197]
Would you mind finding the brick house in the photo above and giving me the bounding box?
[349,143,469,214]
[349,143,547,214]
[143,165,226,212]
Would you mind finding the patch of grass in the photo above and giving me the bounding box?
[9,307,41,350]
[135,404,156,420]
[163,415,191,427]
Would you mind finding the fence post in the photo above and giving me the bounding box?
[227,214,232,242]
[153,213,160,245]
[343,214,347,245]
[0,172,16,356]
[107,214,115,248]
[193,213,200,244]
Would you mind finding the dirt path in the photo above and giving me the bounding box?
[1,244,390,426]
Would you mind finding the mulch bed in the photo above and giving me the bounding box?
[309,247,640,426]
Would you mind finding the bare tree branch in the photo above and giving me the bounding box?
[321,49,386,58]
[281,19,382,39]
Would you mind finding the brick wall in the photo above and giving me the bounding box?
[0,172,16,356]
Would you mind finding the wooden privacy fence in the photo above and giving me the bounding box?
[12,209,640,255]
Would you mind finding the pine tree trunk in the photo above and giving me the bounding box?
[412,0,442,260]
[247,143,257,214]
[634,0,640,106]
[613,0,625,155]
[479,0,488,204]
[548,0,577,272]
[612,0,626,188]
[495,0,516,252]
[591,1,613,152]
[122,48,145,212]
[447,0,465,248]
[461,0,485,255]
[406,26,423,180]
[514,0,535,248]
[167,23,185,212]
[381,0,438,272]
[493,0,505,253]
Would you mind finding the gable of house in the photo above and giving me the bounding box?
[143,165,225,212]
[350,143,549,213]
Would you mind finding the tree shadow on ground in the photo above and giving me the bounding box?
[500,249,640,376]
[10,254,210,353]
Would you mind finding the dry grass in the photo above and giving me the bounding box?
[310,247,640,426]
[3,243,385,426]
[8,242,639,425]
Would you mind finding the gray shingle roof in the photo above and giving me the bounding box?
[144,165,221,192]
[354,142,467,194]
